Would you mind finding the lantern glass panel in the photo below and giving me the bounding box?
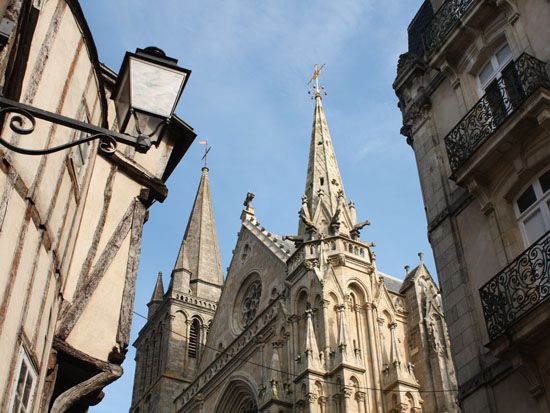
[129,57,187,118]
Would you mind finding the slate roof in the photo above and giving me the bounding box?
[378,271,404,294]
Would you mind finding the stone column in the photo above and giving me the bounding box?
[355,391,367,413]
[332,394,341,413]
[306,393,318,413]
[336,304,348,354]
[366,303,383,413]
[341,385,353,412]
[321,299,331,369]
[319,395,327,413]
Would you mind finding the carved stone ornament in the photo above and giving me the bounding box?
[341,386,353,399]
[303,258,318,270]
[328,253,346,267]
[305,392,318,404]
[403,92,432,126]
[396,52,422,80]
[394,297,406,313]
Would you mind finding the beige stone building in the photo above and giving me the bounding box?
[0,0,194,411]
[131,87,460,412]
[394,0,550,411]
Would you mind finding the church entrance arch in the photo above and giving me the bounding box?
[215,378,258,412]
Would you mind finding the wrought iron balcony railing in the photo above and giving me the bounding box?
[445,53,550,173]
[422,0,476,56]
[480,230,550,341]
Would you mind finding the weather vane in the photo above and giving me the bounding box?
[199,140,211,168]
[307,64,326,98]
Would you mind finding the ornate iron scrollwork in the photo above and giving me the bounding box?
[444,53,550,172]
[422,0,476,56]
[0,104,120,155]
[0,96,161,156]
[480,230,550,340]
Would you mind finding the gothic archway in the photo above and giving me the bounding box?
[216,379,258,412]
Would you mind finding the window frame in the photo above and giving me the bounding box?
[476,43,513,95]
[68,113,92,193]
[514,169,550,247]
[9,346,38,413]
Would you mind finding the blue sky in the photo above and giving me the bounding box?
[81,1,427,410]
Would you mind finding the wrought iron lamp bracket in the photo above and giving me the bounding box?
[0,96,158,156]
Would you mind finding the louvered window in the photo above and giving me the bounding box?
[188,318,201,358]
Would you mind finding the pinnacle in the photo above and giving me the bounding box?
[150,271,165,302]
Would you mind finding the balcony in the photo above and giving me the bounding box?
[444,53,550,174]
[422,0,476,57]
[480,230,550,341]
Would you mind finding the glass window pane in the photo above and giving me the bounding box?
[130,58,186,118]
[496,44,512,66]
[517,185,537,213]
[16,363,27,396]
[11,399,20,413]
[539,170,550,193]
[22,374,33,406]
[479,61,495,87]
[523,209,547,244]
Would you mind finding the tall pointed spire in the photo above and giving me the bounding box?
[171,167,223,300]
[304,94,346,215]
[298,78,357,239]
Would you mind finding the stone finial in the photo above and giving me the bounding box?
[241,192,256,222]
[243,191,255,208]
[418,251,424,263]
[404,265,411,275]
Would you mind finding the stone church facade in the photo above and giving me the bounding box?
[131,90,459,412]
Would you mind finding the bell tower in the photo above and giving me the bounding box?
[130,167,224,413]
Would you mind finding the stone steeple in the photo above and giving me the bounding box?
[298,93,366,240]
[170,167,224,301]
[147,272,165,318]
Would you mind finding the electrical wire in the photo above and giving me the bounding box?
[132,310,458,395]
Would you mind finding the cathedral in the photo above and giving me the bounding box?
[129,81,459,412]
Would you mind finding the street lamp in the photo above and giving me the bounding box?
[112,46,191,147]
[0,46,190,155]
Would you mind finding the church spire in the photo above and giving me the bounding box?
[171,167,223,299]
[304,92,346,214]
[298,66,355,239]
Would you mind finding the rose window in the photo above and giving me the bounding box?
[241,281,262,326]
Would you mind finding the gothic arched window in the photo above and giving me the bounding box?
[188,318,201,358]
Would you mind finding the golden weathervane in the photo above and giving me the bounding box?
[308,64,325,96]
